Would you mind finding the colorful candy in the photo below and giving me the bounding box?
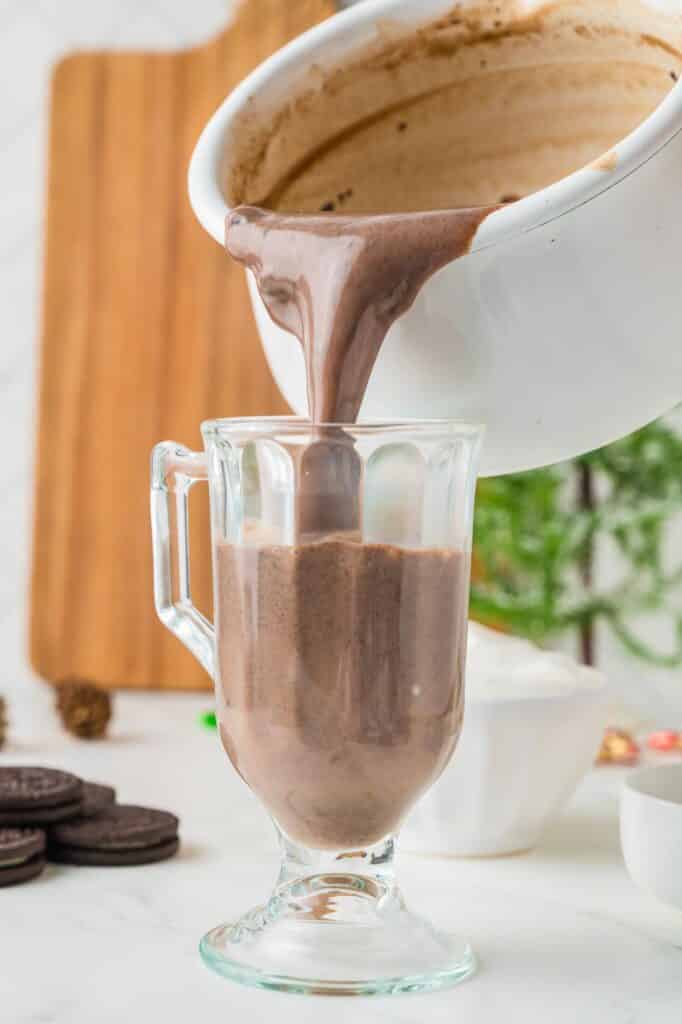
[647,730,682,753]
[199,710,218,731]
[596,728,640,766]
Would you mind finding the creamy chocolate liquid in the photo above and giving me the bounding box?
[215,0,681,849]
[226,206,492,424]
[215,540,468,849]
[225,204,491,538]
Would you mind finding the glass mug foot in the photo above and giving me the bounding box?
[199,836,477,996]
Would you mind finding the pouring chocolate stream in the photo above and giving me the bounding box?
[225,201,491,536]
[226,204,494,538]
[226,205,494,425]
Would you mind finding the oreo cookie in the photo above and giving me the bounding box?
[0,828,46,887]
[0,767,83,827]
[49,836,179,867]
[79,782,116,818]
[48,805,179,867]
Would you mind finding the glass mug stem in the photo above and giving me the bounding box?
[151,420,482,996]
[277,831,397,890]
[274,833,402,937]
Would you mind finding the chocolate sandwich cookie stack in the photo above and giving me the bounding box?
[0,828,46,887]
[0,766,180,883]
[0,767,84,887]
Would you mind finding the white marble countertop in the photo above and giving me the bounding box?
[2,678,682,1023]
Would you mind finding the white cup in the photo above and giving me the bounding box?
[189,0,682,476]
[621,764,682,910]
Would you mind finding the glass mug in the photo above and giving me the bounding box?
[151,418,482,996]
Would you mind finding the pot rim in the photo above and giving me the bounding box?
[188,0,682,250]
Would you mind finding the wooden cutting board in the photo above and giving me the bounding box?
[30,0,336,691]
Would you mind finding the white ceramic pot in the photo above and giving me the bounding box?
[621,763,682,910]
[402,629,609,857]
[189,0,682,477]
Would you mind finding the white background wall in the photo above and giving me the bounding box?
[2,0,680,724]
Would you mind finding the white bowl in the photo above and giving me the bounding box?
[621,764,682,910]
[189,0,682,477]
[403,678,608,858]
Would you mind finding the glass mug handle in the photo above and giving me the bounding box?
[150,442,215,678]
